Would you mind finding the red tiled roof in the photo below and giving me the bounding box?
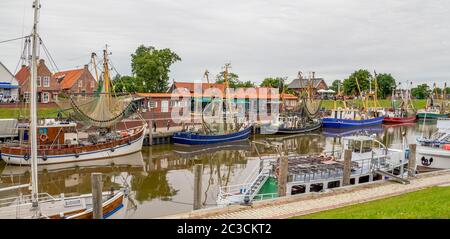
[15,66,30,86]
[53,69,84,90]
[136,89,298,100]
[173,82,226,93]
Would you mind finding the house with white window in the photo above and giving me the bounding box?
[15,59,60,103]
[0,61,19,102]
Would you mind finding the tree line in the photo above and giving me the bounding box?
[112,45,449,99]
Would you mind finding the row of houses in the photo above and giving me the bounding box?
[0,59,97,103]
[1,59,328,107]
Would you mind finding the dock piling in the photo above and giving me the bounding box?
[278,152,288,197]
[193,164,203,210]
[91,173,103,219]
[343,149,352,186]
[408,144,417,177]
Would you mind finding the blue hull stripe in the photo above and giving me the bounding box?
[172,126,252,145]
[322,116,384,128]
[103,203,124,219]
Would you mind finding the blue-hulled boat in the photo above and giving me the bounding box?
[172,125,253,145]
[322,116,384,128]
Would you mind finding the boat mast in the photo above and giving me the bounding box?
[103,46,111,94]
[30,0,41,217]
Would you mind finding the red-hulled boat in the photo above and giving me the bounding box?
[383,82,417,124]
[383,115,416,124]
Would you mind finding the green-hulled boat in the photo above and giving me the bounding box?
[417,112,449,119]
[416,82,449,119]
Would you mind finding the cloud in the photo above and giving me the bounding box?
[0,0,449,87]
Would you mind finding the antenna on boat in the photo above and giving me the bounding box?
[30,0,41,218]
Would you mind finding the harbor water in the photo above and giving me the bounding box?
[0,121,439,218]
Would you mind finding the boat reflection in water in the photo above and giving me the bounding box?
[173,140,252,158]
[322,125,384,138]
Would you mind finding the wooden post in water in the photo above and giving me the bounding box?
[91,173,103,219]
[408,144,417,177]
[148,119,153,146]
[278,152,288,197]
[193,164,203,210]
[343,149,352,186]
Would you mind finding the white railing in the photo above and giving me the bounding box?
[218,159,274,205]
[0,193,56,208]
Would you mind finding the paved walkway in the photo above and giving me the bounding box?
[162,170,450,219]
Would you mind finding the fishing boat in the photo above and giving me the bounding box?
[416,118,450,169]
[0,0,128,219]
[323,73,384,128]
[1,47,147,165]
[172,64,252,146]
[417,83,449,119]
[261,73,323,134]
[383,82,417,124]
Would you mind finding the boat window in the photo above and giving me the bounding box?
[362,140,373,153]
[347,140,362,153]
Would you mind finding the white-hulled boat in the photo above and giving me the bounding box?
[416,118,450,169]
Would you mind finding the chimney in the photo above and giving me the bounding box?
[84,64,89,70]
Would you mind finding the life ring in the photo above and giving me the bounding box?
[40,134,48,142]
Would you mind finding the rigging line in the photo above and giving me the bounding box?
[39,37,60,72]
[0,35,30,44]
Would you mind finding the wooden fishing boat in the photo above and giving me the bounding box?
[0,0,128,219]
[0,47,147,165]
[0,190,128,219]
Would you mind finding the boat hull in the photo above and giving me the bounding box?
[0,128,145,165]
[416,146,450,169]
[383,116,417,124]
[261,121,322,134]
[322,116,385,128]
[417,113,449,119]
[172,126,252,146]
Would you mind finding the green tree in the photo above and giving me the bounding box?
[215,71,255,88]
[411,84,431,99]
[112,75,143,93]
[376,73,396,98]
[342,70,372,96]
[131,45,181,93]
[329,80,342,93]
[260,77,289,92]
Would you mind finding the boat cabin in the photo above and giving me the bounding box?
[18,119,78,145]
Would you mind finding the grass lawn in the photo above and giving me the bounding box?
[321,99,427,110]
[0,108,59,119]
[293,186,450,219]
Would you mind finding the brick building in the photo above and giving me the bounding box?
[53,64,97,95]
[15,59,60,103]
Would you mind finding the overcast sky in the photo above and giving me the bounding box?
[1,0,449,87]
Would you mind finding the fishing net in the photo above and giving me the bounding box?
[56,93,136,128]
